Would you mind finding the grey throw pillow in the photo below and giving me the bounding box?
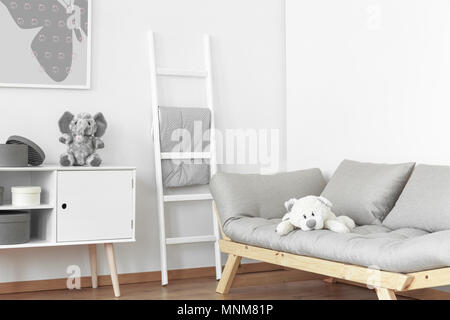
[321,160,415,225]
[210,168,327,224]
[383,164,450,232]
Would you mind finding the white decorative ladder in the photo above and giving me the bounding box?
[148,31,222,285]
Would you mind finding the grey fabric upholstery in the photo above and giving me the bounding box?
[159,107,211,188]
[210,169,326,224]
[223,217,450,273]
[384,164,450,232]
[321,160,415,225]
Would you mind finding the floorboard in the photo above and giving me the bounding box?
[0,278,410,300]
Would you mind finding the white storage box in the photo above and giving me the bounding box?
[12,186,41,206]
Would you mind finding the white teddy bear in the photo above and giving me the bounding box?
[276,196,356,236]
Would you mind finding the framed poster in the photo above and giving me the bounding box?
[0,0,91,89]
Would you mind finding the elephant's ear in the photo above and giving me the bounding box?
[59,111,74,134]
[94,113,108,137]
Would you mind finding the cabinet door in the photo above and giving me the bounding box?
[57,170,134,242]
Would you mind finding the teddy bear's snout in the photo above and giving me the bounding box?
[306,219,316,229]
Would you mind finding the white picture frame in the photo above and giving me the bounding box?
[0,0,92,89]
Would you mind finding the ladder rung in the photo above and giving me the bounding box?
[159,105,210,110]
[161,152,211,160]
[166,235,217,245]
[157,68,208,78]
[163,193,212,202]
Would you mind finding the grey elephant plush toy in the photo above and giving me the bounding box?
[58,111,107,167]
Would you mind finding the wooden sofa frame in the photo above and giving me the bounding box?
[214,205,450,300]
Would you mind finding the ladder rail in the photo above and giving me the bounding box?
[204,34,223,280]
[148,31,169,286]
[149,31,222,285]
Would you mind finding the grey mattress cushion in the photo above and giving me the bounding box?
[223,217,450,273]
[321,160,415,226]
[210,169,326,224]
[159,107,211,188]
[384,164,450,232]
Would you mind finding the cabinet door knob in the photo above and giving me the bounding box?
[62,203,68,210]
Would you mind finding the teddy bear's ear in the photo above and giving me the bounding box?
[317,196,333,208]
[284,198,296,212]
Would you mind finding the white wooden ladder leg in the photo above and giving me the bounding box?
[212,204,222,280]
[149,31,169,286]
[158,196,168,286]
[204,33,222,280]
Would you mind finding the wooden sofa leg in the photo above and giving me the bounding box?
[216,254,242,294]
[323,277,337,284]
[375,288,397,300]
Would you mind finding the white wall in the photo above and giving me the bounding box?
[0,0,286,282]
[286,0,450,293]
[287,0,450,176]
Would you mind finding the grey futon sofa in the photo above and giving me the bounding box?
[210,160,450,300]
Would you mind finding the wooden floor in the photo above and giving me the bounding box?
[0,278,409,300]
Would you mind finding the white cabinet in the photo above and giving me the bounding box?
[0,165,136,297]
[57,170,135,242]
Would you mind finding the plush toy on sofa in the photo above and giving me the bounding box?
[276,196,355,235]
[58,111,108,167]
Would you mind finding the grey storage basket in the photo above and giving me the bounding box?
[0,211,30,245]
[6,136,45,166]
[0,145,28,167]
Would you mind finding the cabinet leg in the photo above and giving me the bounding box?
[105,243,121,297]
[88,244,98,289]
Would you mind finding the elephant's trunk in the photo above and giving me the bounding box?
[74,120,90,136]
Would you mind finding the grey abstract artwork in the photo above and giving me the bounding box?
[0,0,91,88]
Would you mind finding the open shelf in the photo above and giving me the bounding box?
[0,238,136,250]
[0,202,54,211]
[0,238,55,250]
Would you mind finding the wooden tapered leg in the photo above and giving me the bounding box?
[216,254,242,294]
[375,288,397,300]
[105,243,121,297]
[323,277,337,284]
[88,244,98,289]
